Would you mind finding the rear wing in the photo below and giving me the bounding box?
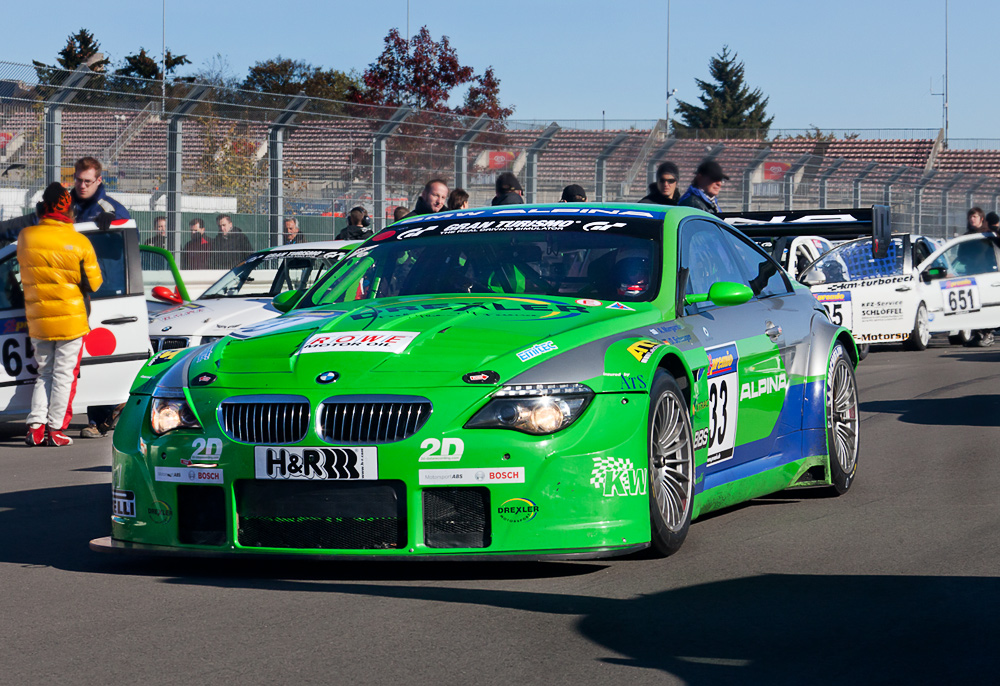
[722,205,892,259]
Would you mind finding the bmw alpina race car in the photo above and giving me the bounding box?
[92,203,860,560]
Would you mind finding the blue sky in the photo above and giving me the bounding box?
[3,0,996,140]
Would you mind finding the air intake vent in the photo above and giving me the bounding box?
[220,396,309,444]
[319,396,431,444]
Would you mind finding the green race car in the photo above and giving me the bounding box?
[92,203,860,560]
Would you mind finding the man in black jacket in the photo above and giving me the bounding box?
[406,179,449,218]
[337,206,373,240]
[491,172,524,206]
[212,214,252,268]
[639,161,680,205]
[678,159,729,216]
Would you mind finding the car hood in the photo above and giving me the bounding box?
[149,298,279,336]
[197,295,661,390]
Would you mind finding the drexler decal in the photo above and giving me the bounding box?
[147,501,172,524]
[497,498,539,523]
[627,339,662,363]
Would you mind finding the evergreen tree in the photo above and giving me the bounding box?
[32,29,110,86]
[671,46,773,139]
[116,48,190,81]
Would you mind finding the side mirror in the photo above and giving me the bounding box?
[922,266,946,283]
[685,281,754,307]
[151,286,183,305]
[272,289,301,313]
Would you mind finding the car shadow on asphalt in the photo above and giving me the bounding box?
[860,394,1000,426]
[0,482,607,581]
[160,572,999,684]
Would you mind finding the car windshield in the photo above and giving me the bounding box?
[800,236,905,285]
[300,228,662,307]
[201,249,349,299]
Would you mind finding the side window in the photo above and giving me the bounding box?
[0,255,24,310]
[913,239,932,267]
[679,219,747,314]
[723,228,791,297]
[87,231,127,299]
[940,238,1000,277]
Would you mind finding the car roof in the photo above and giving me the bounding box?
[390,202,694,228]
[259,240,359,254]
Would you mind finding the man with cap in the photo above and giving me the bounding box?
[986,211,999,233]
[406,179,450,218]
[560,184,587,202]
[640,161,681,205]
[19,183,103,447]
[679,159,729,216]
[492,172,524,206]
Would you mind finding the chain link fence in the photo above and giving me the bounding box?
[3,60,1000,273]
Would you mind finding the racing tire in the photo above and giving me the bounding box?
[647,371,695,557]
[856,343,870,361]
[904,303,930,351]
[825,343,860,496]
[948,330,972,346]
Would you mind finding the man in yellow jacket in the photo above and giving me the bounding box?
[19,183,103,447]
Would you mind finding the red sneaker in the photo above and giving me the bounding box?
[46,428,74,447]
[25,425,46,446]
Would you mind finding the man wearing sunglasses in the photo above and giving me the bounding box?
[639,161,681,205]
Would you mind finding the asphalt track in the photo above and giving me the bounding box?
[1,339,998,686]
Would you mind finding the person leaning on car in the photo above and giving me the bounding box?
[639,161,681,205]
[212,213,252,268]
[20,183,103,447]
[678,159,729,216]
[406,179,450,218]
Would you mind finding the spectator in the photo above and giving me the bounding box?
[560,184,587,202]
[0,156,131,242]
[965,207,987,234]
[407,179,449,217]
[492,172,524,206]
[447,188,470,210]
[181,218,212,269]
[212,213,252,268]
[148,216,167,249]
[393,206,409,223]
[284,217,307,244]
[678,159,728,216]
[337,207,373,240]
[987,211,1000,232]
[640,161,680,205]
[19,183,103,447]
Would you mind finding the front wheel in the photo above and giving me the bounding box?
[825,343,860,495]
[648,372,695,556]
[904,303,930,351]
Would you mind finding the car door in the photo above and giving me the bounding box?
[918,233,1000,332]
[0,244,35,417]
[678,218,785,485]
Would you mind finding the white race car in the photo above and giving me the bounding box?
[800,231,1000,349]
[149,240,357,352]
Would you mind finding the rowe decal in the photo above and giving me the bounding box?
[497,498,539,523]
[418,467,525,485]
[112,489,136,518]
[154,467,224,483]
[740,373,788,401]
[254,446,378,481]
[627,339,662,363]
[300,331,418,354]
[517,341,558,362]
[704,343,740,466]
[590,456,648,497]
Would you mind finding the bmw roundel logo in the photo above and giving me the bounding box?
[316,371,339,384]
[161,326,172,332]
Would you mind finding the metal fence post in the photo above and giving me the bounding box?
[852,161,878,208]
[595,134,627,202]
[453,115,489,193]
[742,148,770,211]
[43,66,91,185]
[783,154,815,211]
[940,173,965,237]
[165,85,210,254]
[818,159,845,209]
[525,123,560,204]
[912,171,937,235]
[268,94,309,246]
[882,166,909,207]
[372,107,412,231]
[965,175,988,211]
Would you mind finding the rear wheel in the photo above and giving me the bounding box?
[648,372,694,556]
[825,343,860,495]
[856,343,870,361]
[904,303,930,351]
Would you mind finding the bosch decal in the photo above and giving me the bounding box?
[418,467,525,485]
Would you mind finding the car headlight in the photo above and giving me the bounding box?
[150,395,202,435]
[465,383,594,435]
